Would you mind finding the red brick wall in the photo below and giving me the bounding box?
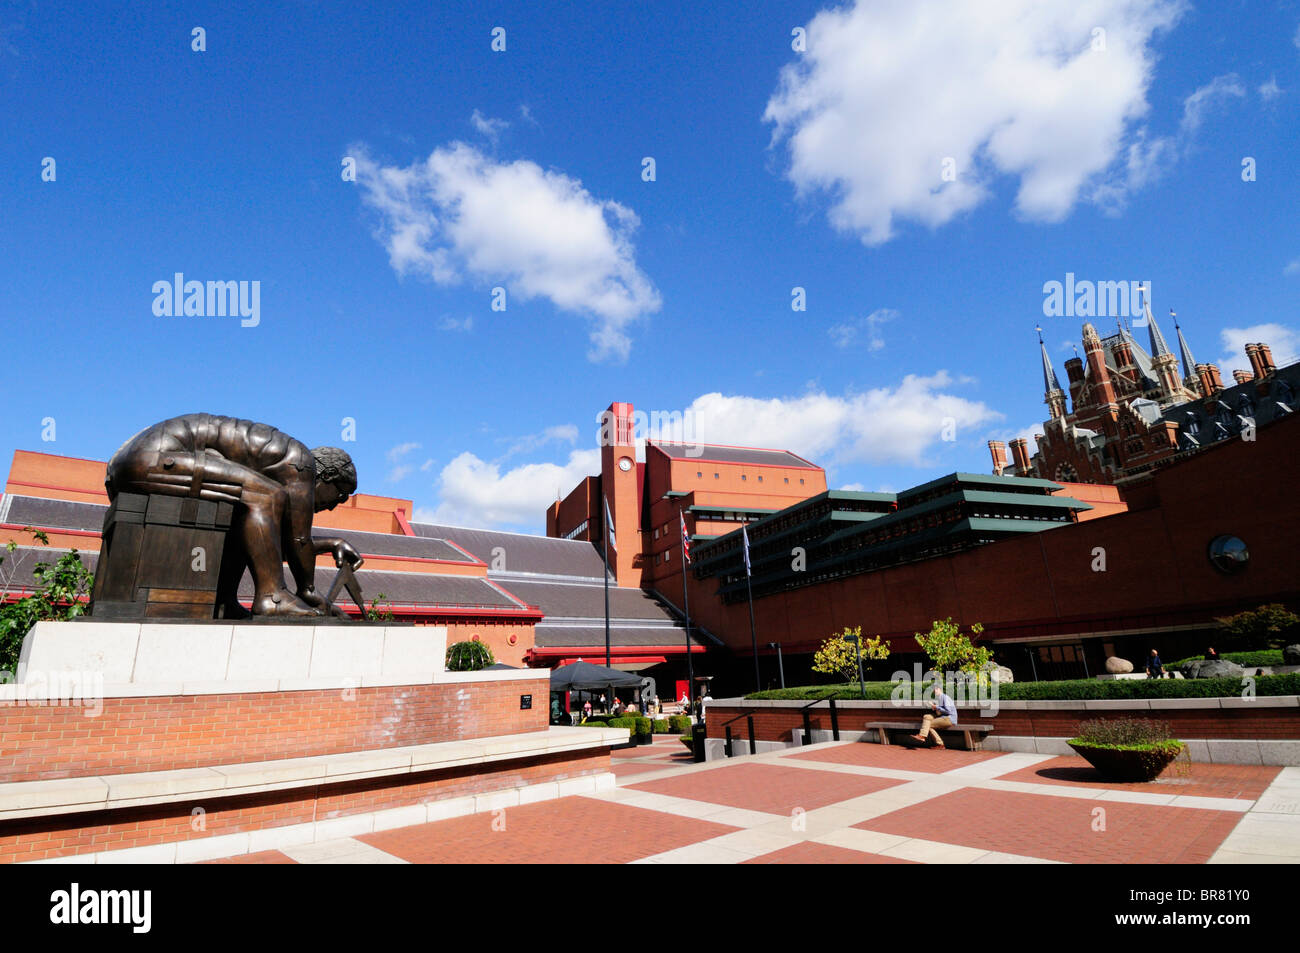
[0,749,609,862]
[704,701,1300,744]
[0,677,550,782]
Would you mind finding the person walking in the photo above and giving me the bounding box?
[1146,649,1165,679]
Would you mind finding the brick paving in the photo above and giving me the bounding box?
[741,842,918,864]
[628,761,906,814]
[993,756,1281,799]
[194,742,1299,865]
[856,788,1241,864]
[786,741,1001,773]
[358,796,739,864]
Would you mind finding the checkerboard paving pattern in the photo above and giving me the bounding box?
[195,743,1300,865]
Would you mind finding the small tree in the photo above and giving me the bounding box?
[0,529,95,673]
[812,626,890,682]
[1213,604,1300,651]
[915,618,990,677]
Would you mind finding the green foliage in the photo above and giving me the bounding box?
[1070,717,1177,748]
[0,529,94,673]
[652,719,670,733]
[915,618,990,676]
[445,639,495,672]
[811,626,891,681]
[1169,650,1284,669]
[669,715,692,733]
[364,593,395,622]
[1213,604,1300,651]
[606,716,637,732]
[748,673,1300,701]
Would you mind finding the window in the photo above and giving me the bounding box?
[665,549,672,562]
[714,472,719,479]
[784,477,789,484]
[741,474,747,481]
[653,528,659,540]
[696,471,702,478]
[799,478,804,485]
[757,475,763,483]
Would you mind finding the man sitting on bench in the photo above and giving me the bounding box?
[911,685,958,749]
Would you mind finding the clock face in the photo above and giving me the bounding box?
[618,457,633,471]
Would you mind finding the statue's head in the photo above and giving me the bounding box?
[311,446,357,511]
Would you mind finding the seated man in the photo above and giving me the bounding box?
[105,413,360,618]
[912,685,958,748]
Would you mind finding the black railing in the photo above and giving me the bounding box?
[800,693,840,746]
[720,710,758,758]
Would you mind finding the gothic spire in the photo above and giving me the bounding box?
[1037,326,1062,394]
[1141,285,1173,358]
[1173,310,1196,376]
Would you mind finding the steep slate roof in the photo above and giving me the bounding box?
[650,442,817,468]
[411,522,608,578]
[0,495,105,531]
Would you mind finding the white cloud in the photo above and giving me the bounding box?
[352,142,661,361]
[1178,73,1245,137]
[682,375,1001,468]
[385,442,422,482]
[1284,259,1300,276]
[1216,324,1299,373]
[519,104,539,126]
[387,442,421,463]
[437,314,473,332]
[501,424,579,459]
[1259,77,1283,102]
[420,448,601,528]
[1295,23,1300,49]
[765,0,1185,245]
[470,109,509,144]
[829,308,897,350]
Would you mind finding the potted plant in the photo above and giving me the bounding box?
[635,716,654,745]
[1067,717,1185,782]
[446,639,495,671]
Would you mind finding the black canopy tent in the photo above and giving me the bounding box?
[549,661,644,721]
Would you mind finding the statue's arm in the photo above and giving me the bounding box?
[283,480,319,599]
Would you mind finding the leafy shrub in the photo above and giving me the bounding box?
[812,626,891,681]
[652,719,670,733]
[1,531,94,672]
[445,640,495,672]
[669,715,693,733]
[1214,604,1300,652]
[635,716,652,737]
[1070,717,1177,748]
[606,717,637,732]
[915,618,990,676]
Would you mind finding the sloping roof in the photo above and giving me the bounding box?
[411,522,607,578]
[502,578,678,620]
[535,623,705,649]
[0,495,105,532]
[650,442,818,469]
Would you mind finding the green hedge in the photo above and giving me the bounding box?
[445,640,495,672]
[652,719,670,733]
[748,673,1300,702]
[669,715,692,733]
[1169,650,1285,669]
[606,717,637,731]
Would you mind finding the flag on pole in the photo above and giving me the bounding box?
[741,523,751,576]
[603,495,616,551]
[680,511,691,564]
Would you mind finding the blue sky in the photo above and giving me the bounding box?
[2,0,1297,531]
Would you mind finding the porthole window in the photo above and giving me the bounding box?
[1208,535,1249,574]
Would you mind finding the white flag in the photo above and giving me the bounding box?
[742,524,751,576]
[603,495,616,551]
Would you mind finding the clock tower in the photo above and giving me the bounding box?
[598,401,640,586]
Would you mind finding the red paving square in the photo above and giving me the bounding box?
[200,849,297,864]
[358,796,738,864]
[857,788,1241,864]
[742,841,917,864]
[628,762,905,815]
[994,756,1280,800]
[612,745,683,759]
[787,742,1001,774]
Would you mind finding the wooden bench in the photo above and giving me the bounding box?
[861,721,994,751]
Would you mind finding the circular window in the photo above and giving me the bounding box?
[618,457,632,471]
[1207,535,1249,574]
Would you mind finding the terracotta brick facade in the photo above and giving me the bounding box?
[0,677,550,782]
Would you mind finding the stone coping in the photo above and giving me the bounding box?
[711,695,1300,711]
[0,725,629,822]
[6,619,544,698]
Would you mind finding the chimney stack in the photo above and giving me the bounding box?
[988,440,1008,476]
[1245,343,1266,380]
[1009,438,1032,473]
[1233,369,1254,385]
[1258,343,1276,375]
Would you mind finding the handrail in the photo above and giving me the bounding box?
[800,691,839,710]
[799,692,840,744]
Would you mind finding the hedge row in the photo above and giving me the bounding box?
[1168,650,1285,669]
[747,673,1300,702]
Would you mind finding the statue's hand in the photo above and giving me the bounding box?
[332,540,361,569]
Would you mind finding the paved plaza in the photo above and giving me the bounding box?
[203,736,1300,865]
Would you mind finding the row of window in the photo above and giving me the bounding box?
[561,519,589,541]
[693,470,805,486]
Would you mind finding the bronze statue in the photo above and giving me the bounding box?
[102,413,361,618]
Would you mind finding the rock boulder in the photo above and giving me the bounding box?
[1104,656,1134,674]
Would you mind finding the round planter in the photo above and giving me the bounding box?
[1067,741,1183,782]
[636,731,653,746]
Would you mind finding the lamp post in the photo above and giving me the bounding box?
[768,642,785,689]
[845,632,866,699]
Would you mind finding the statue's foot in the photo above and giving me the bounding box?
[219,601,252,620]
[252,589,324,617]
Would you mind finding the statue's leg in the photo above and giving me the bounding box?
[106,450,320,617]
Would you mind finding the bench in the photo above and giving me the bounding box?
[861,721,994,751]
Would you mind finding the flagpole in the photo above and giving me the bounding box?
[743,525,760,692]
[681,521,694,710]
[603,509,612,671]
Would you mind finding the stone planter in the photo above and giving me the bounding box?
[1067,741,1183,782]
